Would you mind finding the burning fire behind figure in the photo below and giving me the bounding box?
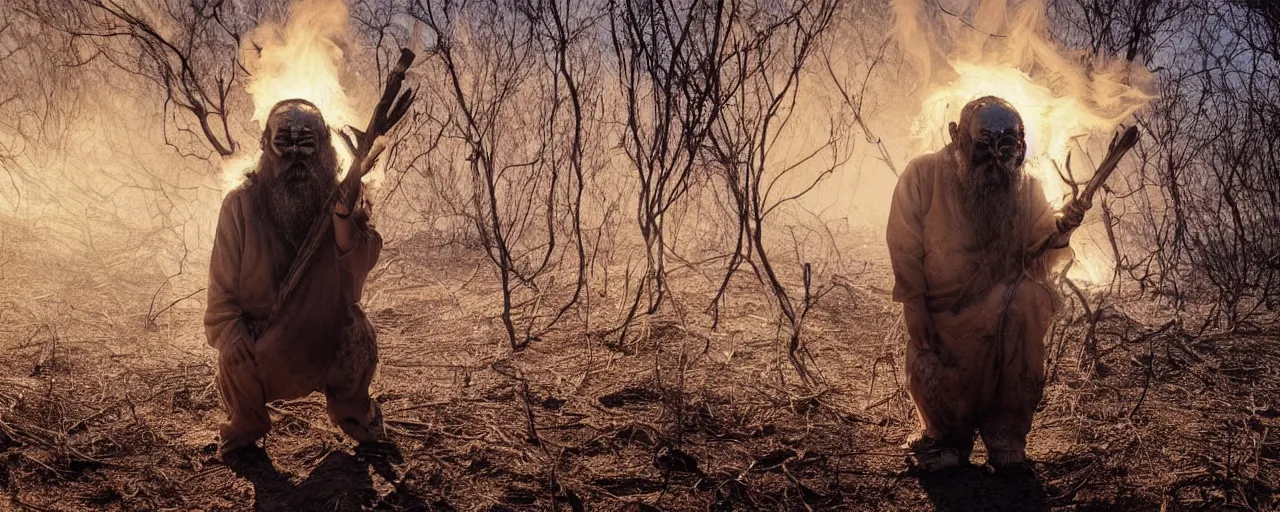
[888,97,1082,473]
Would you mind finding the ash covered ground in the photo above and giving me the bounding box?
[1,223,1275,511]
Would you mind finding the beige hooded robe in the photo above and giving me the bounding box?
[204,185,383,446]
[886,148,1072,462]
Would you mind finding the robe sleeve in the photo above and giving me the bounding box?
[335,216,383,303]
[204,192,254,351]
[1026,177,1074,270]
[886,158,930,303]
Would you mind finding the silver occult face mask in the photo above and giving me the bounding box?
[970,102,1026,176]
[951,96,1027,187]
[261,100,329,182]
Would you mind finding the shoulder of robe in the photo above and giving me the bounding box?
[221,185,246,207]
[901,149,951,188]
[1022,173,1046,190]
[1021,174,1056,205]
[220,183,261,216]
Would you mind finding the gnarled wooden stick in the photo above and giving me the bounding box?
[1035,125,1141,255]
[987,125,1142,362]
[270,49,417,319]
[1077,124,1141,208]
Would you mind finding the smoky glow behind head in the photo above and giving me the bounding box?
[220,0,364,195]
[895,0,1155,285]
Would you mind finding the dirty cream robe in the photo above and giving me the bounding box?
[204,185,383,447]
[886,148,1072,464]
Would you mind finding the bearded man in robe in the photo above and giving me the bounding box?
[205,99,384,456]
[886,96,1087,474]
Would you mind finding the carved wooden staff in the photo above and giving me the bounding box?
[1034,124,1142,255]
[1074,125,1140,210]
[983,125,1142,364]
[270,49,417,318]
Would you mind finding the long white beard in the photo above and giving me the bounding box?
[263,164,336,249]
[958,157,1027,278]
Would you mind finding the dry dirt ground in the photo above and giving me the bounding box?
[1,223,1277,511]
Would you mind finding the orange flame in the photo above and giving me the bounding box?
[220,0,361,193]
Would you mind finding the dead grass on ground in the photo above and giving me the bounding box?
[0,226,1277,511]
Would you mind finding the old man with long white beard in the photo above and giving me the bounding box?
[205,99,384,456]
[887,96,1086,474]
